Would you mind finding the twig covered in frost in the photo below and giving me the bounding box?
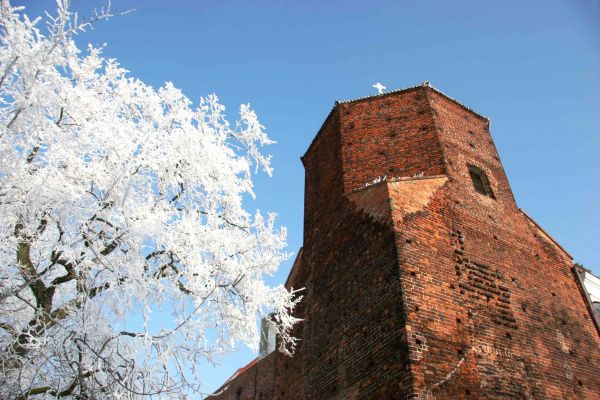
[0,1,300,398]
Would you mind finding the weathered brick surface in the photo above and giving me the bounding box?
[300,195,410,399]
[210,85,600,399]
[337,89,447,192]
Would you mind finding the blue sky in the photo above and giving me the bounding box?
[15,0,600,396]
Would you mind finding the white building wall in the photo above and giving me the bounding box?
[580,269,600,321]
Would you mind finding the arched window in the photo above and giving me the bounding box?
[468,165,495,199]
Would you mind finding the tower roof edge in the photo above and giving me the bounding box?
[302,82,490,162]
[336,82,489,121]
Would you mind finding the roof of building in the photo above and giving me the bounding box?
[211,357,258,396]
[336,81,489,121]
[302,81,490,161]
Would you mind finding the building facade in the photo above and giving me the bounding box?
[210,84,600,399]
[578,265,600,322]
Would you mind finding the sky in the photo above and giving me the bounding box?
[13,0,600,396]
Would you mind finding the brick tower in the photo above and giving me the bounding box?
[210,83,600,399]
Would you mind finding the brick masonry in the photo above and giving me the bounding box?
[209,84,600,399]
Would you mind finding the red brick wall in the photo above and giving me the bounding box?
[337,88,446,194]
[209,85,600,400]
[301,109,344,244]
[299,194,411,399]
[281,106,415,398]
[392,87,600,399]
[426,88,518,212]
[394,184,600,399]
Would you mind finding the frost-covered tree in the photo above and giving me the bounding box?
[0,1,300,398]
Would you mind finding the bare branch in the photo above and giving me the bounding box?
[0,322,17,337]
[25,146,40,164]
[6,107,22,128]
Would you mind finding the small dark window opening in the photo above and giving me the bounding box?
[468,165,495,199]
